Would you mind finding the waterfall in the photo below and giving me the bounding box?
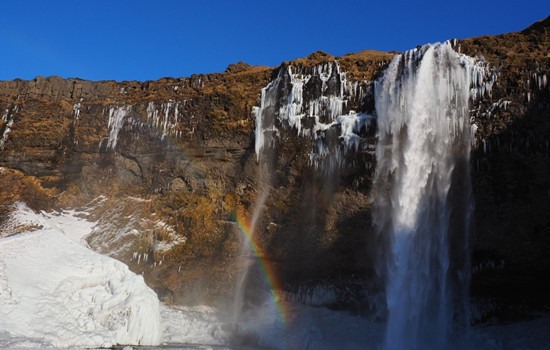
[373,42,493,349]
[250,44,495,348]
[231,68,279,336]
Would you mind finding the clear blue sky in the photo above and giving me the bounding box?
[1,0,548,82]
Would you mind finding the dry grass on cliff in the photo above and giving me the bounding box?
[459,16,549,68]
[152,190,240,261]
[0,168,56,211]
[286,49,396,82]
[0,168,57,237]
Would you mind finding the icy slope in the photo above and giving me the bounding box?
[0,204,162,347]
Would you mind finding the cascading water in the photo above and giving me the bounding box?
[231,70,280,338]
[245,45,496,348]
[231,190,269,332]
[373,42,495,349]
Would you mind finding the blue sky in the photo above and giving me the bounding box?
[1,1,548,82]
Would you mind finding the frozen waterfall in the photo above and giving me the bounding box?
[253,61,374,171]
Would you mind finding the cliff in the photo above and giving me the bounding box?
[460,16,550,319]
[1,17,548,320]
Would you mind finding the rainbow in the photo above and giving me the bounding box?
[134,102,291,322]
[234,211,290,324]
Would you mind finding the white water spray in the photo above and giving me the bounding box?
[374,42,493,349]
[232,190,269,328]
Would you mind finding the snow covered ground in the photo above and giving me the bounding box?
[0,203,162,347]
[1,202,549,349]
[0,203,226,348]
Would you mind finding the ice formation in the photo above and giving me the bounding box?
[107,105,132,150]
[0,119,13,151]
[253,61,373,168]
[73,102,81,119]
[1,106,17,151]
[146,101,185,139]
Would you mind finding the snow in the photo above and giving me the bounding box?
[0,202,233,348]
[160,304,227,345]
[0,204,161,347]
[0,200,549,349]
[0,201,48,238]
[0,204,392,349]
[84,196,185,259]
[153,220,186,253]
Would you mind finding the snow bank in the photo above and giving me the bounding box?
[0,204,162,348]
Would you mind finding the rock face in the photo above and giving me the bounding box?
[1,17,549,320]
[458,18,550,319]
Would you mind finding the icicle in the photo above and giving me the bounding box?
[254,60,374,168]
[107,105,132,150]
[73,103,81,120]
